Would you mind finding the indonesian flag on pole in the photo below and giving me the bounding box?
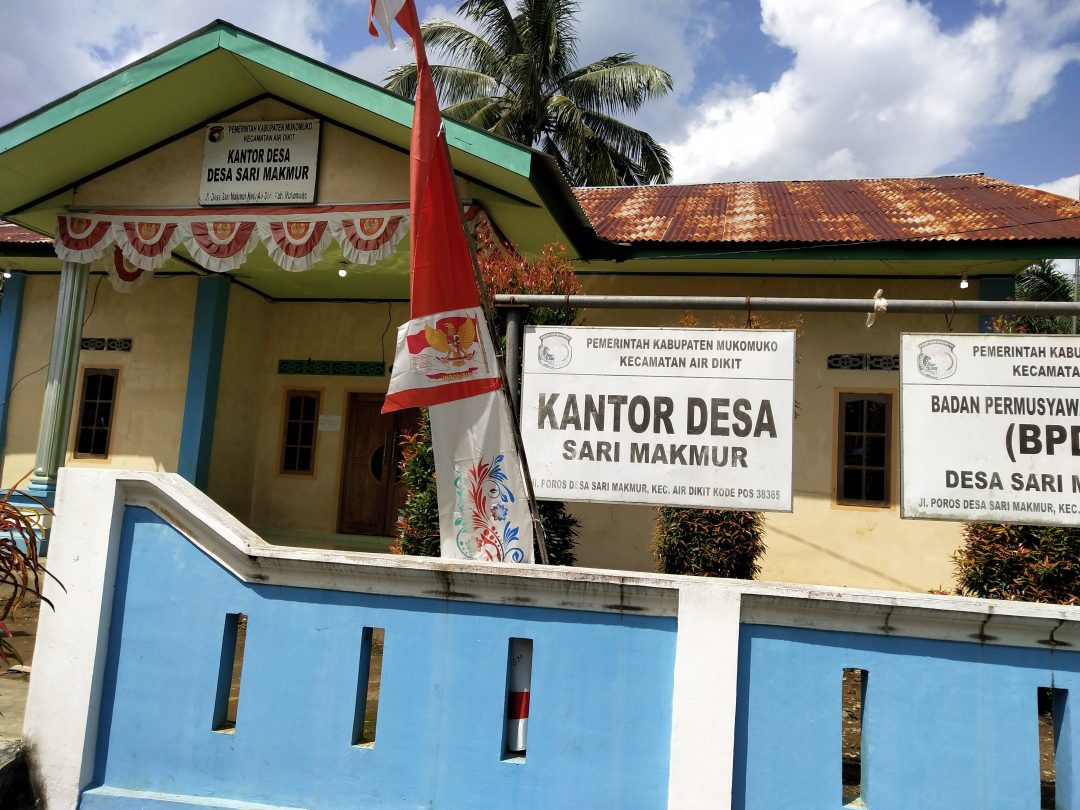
[372,0,501,414]
[370,0,534,563]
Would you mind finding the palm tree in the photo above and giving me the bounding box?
[1014,258,1077,334]
[384,0,674,186]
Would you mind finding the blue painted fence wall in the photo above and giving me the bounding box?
[734,623,1080,809]
[81,507,677,810]
[73,501,1080,809]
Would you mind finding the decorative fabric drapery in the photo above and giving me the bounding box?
[106,245,154,292]
[54,204,411,273]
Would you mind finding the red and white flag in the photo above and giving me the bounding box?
[370,0,534,563]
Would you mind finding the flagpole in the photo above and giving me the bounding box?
[404,1,551,567]
[458,206,552,566]
[372,0,549,565]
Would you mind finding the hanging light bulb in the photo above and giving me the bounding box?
[959,272,969,290]
[1,271,11,279]
[338,265,348,278]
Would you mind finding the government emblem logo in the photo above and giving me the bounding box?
[916,338,957,380]
[538,332,572,369]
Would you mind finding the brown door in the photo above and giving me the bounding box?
[338,394,418,536]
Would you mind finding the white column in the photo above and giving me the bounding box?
[667,583,743,810]
[22,468,128,809]
[28,260,89,497]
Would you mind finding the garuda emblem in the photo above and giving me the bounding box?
[406,315,484,381]
[424,317,477,367]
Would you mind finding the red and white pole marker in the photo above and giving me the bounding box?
[505,638,532,753]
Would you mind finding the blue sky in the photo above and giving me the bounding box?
[1,0,1077,199]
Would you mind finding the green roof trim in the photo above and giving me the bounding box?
[612,240,1077,262]
[0,26,222,153]
[0,19,595,257]
[3,18,1055,273]
[0,20,534,179]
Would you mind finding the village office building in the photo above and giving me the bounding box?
[2,22,1079,593]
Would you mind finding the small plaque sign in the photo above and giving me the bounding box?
[200,119,319,205]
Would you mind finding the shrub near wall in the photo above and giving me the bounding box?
[954,522,1080,605]
[653,506,765,579]
[651,312,790,579]
[953,284,1080,606]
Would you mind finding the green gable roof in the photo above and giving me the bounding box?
[0,20,596,261]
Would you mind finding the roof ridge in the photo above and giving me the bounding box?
[573,173,989,194]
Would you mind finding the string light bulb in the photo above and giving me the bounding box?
[338,264,348,278]
[959,272,969,290]
[1,271,11,279]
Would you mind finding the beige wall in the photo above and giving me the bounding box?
[72,98,445,209]
[243,299,410,533]
[569,272,975,591]
[66,275,196,474]
[1,276,56,489]
[3,267,979,592]
[1,274,196,489]
[206,284,269,521]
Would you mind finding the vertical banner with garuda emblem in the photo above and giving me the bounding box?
[371,0,534,563]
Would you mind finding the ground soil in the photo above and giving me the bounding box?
[1,585,39,666]
[1,585,39,739]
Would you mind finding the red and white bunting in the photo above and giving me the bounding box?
[53,205,413,273]
[329,214,408,265]
[104,246,153,292]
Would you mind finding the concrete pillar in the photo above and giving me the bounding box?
[177,274,230,490]
[0,271,27,468]
[28,261,89,500]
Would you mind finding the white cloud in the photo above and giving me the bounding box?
[571,1,720,141]
[0,0,334,125]
[1035,174,1080,202]
[665,0,1080,183]
[335,2,461,87]
[2,0,1075,194]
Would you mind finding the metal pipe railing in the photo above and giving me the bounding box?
[495,294,1080,316]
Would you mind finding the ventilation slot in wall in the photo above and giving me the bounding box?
[842,668,868,807]
[1039,686,1069,810]
[212,613,247,733]
[353,627,385,747]
[503,637,533,762]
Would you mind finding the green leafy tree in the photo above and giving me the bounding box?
[384,0,674,186]
[394,410,440,557]
[1013,258,1077,335]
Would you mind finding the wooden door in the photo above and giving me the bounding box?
[338,394,418,536]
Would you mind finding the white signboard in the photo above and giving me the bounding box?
[901,333,1080,525]
[199,119,320,205]
[521,326,795,511]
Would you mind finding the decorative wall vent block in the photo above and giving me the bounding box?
[81,337,133,352]
[278,359,385,377]
[827,354,899,371]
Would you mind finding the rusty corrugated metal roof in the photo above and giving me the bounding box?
[0,220,50,244]
[572,174,1080,246]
